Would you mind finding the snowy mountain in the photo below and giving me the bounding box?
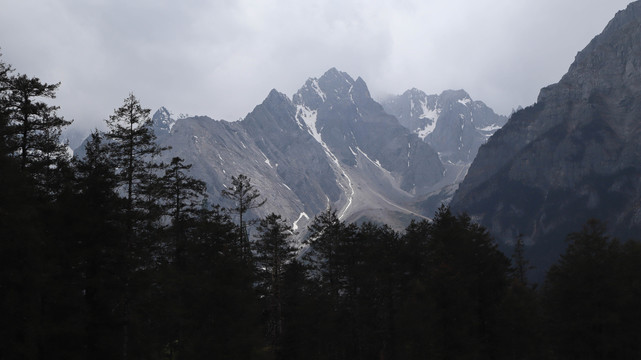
[381,88,507,164]
[71,66,509,239]
[379,88,506,211]
[74,68,507,236]
[149,69,455,234]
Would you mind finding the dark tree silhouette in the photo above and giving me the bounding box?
[104,93,167,360]
[159,156,206,266]
[303,208,347,302]
[221,174,266,261]
[543,219,641,359]
[3,73,71,192]
[511,234,533,285]
[0,51,14,158]
[105,93,165,218]
[253,213,298,351]
[73,130,126,359]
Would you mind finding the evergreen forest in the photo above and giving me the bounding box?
[1,55,641,360]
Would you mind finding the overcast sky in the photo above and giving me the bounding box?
[0,0,633,132]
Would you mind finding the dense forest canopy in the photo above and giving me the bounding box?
[1,54,640,360]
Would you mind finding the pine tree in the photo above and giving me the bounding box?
[303,208,346,302]
[221,174,266,262]
[104,93,166,360]
[614,239,641,358]
[0,114,46,360]
[0,54,79,359]
[73,131,126,359]
[355,223,403,359]
[158,156,206,266]
[424,205,511,360]
[253,213,298,351]
[3,74,71,176]
[149,156,207,357]
[303,208,361,359]
[105,93,165,220]
[543,219,624,359]
[511,234,533,285]
[396,219,435,359]
[170,205,266,359]
[0,51,14,158]
[496,234,544,360]
[162,157,206,224]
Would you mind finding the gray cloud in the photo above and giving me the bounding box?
[0,0,632,132]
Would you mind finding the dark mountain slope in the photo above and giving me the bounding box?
[451,1,641,276]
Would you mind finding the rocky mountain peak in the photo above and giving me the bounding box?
[263,89,295,113]
[152,106,176,133]
[266,88,289,102]
[320,67,354,84]
[293,69,374,112]
[244,89,298,131]
[316,67,357,103]
[440,89,471,103]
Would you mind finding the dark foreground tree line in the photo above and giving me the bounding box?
[1,54,641,360]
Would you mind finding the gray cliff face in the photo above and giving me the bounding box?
[241,89,342,214]
[451,1,641,276]
[153,94,332,230]
[382,88,507,164]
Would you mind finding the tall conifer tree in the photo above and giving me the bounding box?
[304,208,348,302]
[73,131,126,359]
[0,51,14,159]
[106,93,165,221]
[159,156,206,265]
[4,75,70,165]
[104,93,165,360]
[221,174,266,262]
[253,213,298,349]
